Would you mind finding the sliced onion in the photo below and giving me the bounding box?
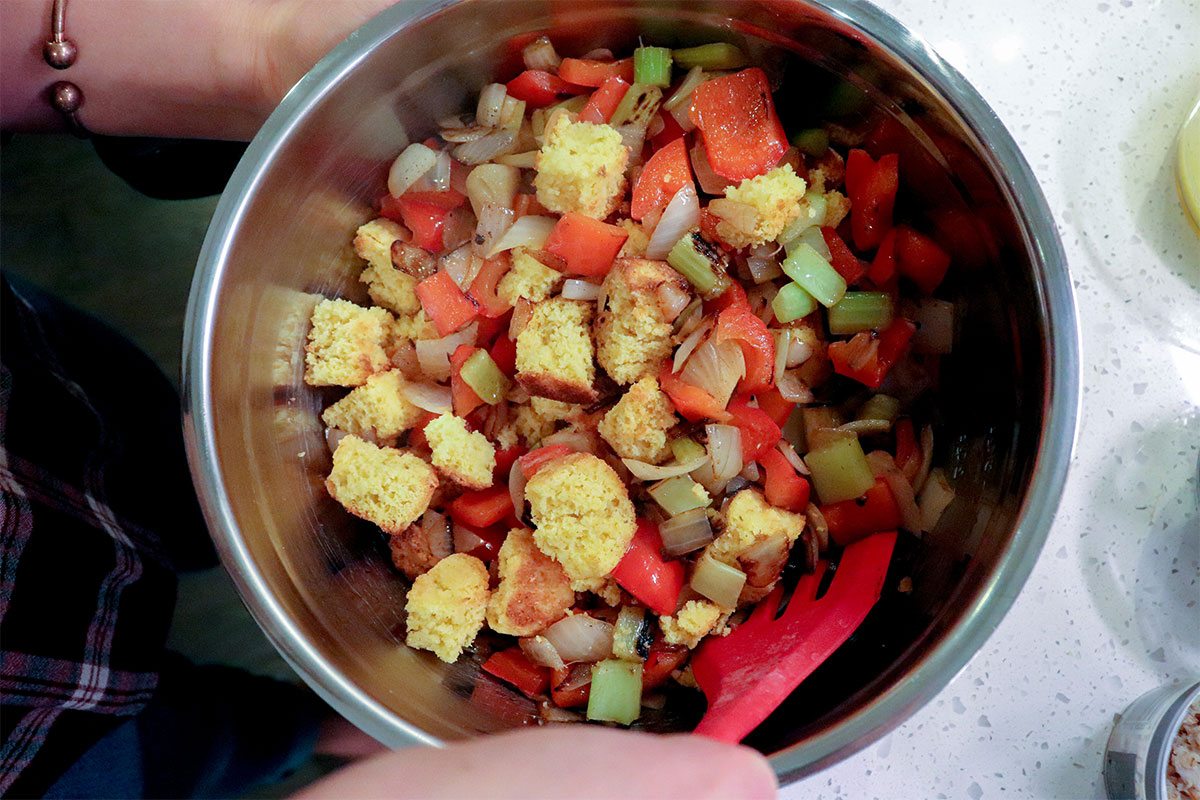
[787,336,814,367]
[912,298,955,355]
[414,322,478,381]
[706,423,743,483]
[562,279,603,302]
[806,501,829,552]
[622,454,710,481]
[645,185,700,259]
[389,337,420,376]
[867,450,921,533]
[401,381,452,415]
[476,83,508,128]
[663,66,707,112]
[739,461,760,482]
[519,635,565,670]
[582,47,614,61]
[690,140,732,195]
[681,339,744,407]
[430,148,453,192]
[509,298,534,339]
[474,202,516,258]
[656,282,692,322]
[776,369,813,403]
[387,143,437,198]
[453,522,487,555]
[917,468,955,533]
[325,427,351,454]
[708,198,758,233]
[487,215,557,258]
[441,206,476,253]
[839,418,893,436]
[660,507,714,556]
[440,245,477,289]
[773,329,791,385]
[453,127,517,166]
[466,163,520,217]
[747,244,784,283]
[522,35,561,71]
[543,615,614,663]
[672,317,714,373]
[508,457,528,521]
[422,510,453,559]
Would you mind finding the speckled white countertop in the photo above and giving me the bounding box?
[783,1,1200,798]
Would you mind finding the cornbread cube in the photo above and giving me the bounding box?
[716,164,808,250]
[405,553,489,662]
[392,309,439,342]
[706,489,805,567]
[660,600,723,648]
[424,414,496,490]
[535,112,628,219]
[595,258,688,385]
[597,376,676,463]
[515,298,598,404]
[525,452,636,587]
[325,435,437,534]
[617,219,649,258]
[823,190,851,230]
[497,250,563,306]
[304,298,392,387]
[486,529,574,636]
[321,370,425,447]
[511,397,578,447]
[355,218,424,315]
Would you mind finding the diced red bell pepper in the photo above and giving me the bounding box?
[488,335,517,377]
[894,225,951,294]
[699,207,727,248]
[759,447,811,512]
[403,188,467,210]
[482,648,551,697]
[821,478,903,546]
[688,68,788,182]
[822,226,868,286]
[845,149,899,251]
[456,521,507,562]
[377,194,408,227]
[505,70,583,107]
[754,387,796,428]
[449,486,515,529]
[395,196,450,253]
[828,318,917,390]
[578,76,630,124]
[867,227,898,285]
[641,640,690,690]
[450,345,485,417]
[493,445,527,479]
[658,363,732,423]
[475,312,510,350]
[468,253,513,319]
[550,665,591,708]
[713,302,775,395]
[415,271,480,336]
[894,417,919,479]
[557,57,634,87]
[611,519,685,617]
[630,137,693,222]
[725,397,782,463]
[543,212,628,276]
[517,443,573,477]
[649,108,686,151]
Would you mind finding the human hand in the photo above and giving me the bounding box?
[293,727,779,800]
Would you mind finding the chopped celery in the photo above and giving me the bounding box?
[827,292,895,334]
[671,436,706,463]
[806,427,857,452]
[792,127,830,157]
[587,660,644,725]
[634,46,673,88]
[772,282,818,323]
[672,43,749,70]
[612,606,650,662]
[798,225,831,260]
[690,554,746,609]
[667,232,730,298]
[649,475,711,516]
[801,406,843,444]
[610,84,663,128]
[856,394,901,423]
[460,349,508,404]
[781,243,847,307]
[805,435,876,504]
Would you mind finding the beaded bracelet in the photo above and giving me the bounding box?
[42,0,88,137]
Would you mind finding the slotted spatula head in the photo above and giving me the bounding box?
[690,531,898,743]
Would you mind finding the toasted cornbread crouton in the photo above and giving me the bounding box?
[392,309,439,342]
[516,298,598,404]
[706,489,804,567]
[823,190,851,230]
[525,452,636,587]
[425,414,496,489]
[716,165,807,250]
[498,251,563,306]
[305,298,392,387]
[535,113,628,219]
[598,376,676,463]
[617,219,649,258]
[405,553,489,662]
[486,529,574,636]
[660,600,723,648]
[355,219,424,315]
[595,259,687,385]
[321,370,425,447]
[325,435,438,533]
[512,397,577,447]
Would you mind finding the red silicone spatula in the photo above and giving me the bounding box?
[690,530,897,742]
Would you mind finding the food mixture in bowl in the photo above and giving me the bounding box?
[303,36,958,727]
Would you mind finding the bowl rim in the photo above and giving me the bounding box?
[182,0,1080,780]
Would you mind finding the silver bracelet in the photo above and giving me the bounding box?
[42,0,89,137]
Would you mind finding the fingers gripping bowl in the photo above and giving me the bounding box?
[184,0,1078,782]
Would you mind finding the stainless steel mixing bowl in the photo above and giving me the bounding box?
[183,0,1079,781]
